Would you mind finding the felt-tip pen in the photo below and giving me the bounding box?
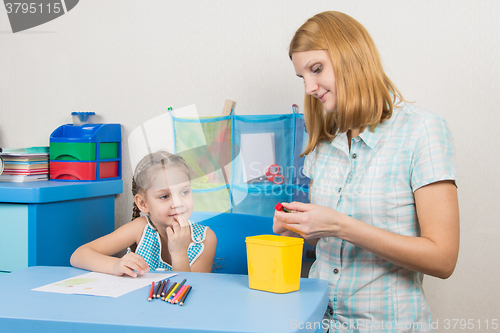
[275,202,291,213]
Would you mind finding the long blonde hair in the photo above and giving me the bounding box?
[289,11,403,155]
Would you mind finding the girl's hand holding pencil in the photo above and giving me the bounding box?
[113,252,150,278]
[69,150,217,276]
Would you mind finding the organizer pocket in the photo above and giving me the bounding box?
[174,117,232,185]
[233,115,294,185]
[171,111,310,217]
[232,184,292,217]
[191,184,231,213]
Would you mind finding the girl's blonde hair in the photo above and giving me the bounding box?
[289,11,403,155]
[131,151,191,220]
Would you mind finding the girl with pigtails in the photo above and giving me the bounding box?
[71,151,217,276]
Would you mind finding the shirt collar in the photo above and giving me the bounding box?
[331,124,384,151]
[358,124,384,149]
[359,108,399,149]
[329,109,396,150]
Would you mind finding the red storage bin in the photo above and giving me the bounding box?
[50,161,96,181]
[100,161,119,178]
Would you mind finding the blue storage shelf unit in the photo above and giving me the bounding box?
[49,123,122,181]
[0,180,122,273]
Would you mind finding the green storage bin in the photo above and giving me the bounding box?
[100,142,119,159]
[50,142,96,161]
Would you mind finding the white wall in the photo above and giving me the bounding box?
[1,1,499,330]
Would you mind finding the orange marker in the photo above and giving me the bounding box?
[172,285,188,304]
[168,279,186,303]
[179,286,192,306]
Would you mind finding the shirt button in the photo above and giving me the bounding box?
[352,153,357,159]
[329,308,334,316]
[338,187,342,193]
[333,268,339,274]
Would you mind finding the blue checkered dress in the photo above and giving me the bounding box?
[135,215,207,271]
[304,102,457,332]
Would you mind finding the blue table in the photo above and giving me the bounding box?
[0,266,329,333]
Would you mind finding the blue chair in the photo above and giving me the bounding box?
[190,211,275,274]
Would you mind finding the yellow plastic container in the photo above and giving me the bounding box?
[246,235,303,293]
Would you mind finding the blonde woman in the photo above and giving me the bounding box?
[274,11,459,332]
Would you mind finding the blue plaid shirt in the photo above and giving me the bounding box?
[304,102,457,332]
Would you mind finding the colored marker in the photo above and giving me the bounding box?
[275,202,291,213]
[174,284,190,304]
[155,280,165,299]
[172,285,188,304]
[179,286,192,306]
[168,279,186,303]
[148,281,155,301]
[153,280,162,298]
[164,282,178,301]
[162,282,176,301]
[161,279,170,298]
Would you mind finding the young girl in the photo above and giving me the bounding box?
[71,151,217,276]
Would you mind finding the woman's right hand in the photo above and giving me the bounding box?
[273,203,304,238]
[274,201,342,240]
[113,252,149,278]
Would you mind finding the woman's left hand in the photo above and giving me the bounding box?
[166,214,192,255]
[275,202,343,240]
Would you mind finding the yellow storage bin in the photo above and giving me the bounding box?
[246,235,303,293]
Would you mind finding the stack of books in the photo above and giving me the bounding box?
[0,147,49,182]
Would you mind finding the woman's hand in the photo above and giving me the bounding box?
[112,252,149,278]
[274,202,343,240]
[167,214,192,256]
[273,209,302,237]
[273,211,300,237]
[275,182,460,279]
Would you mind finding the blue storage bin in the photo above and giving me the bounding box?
[49,123,122,181]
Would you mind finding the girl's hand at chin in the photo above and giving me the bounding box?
[166,214,192,255]
[113,252,149,278]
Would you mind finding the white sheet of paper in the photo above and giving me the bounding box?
[32,271,176,298]
[240,132,275,182]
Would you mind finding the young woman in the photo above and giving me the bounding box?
[274,11,459,332]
